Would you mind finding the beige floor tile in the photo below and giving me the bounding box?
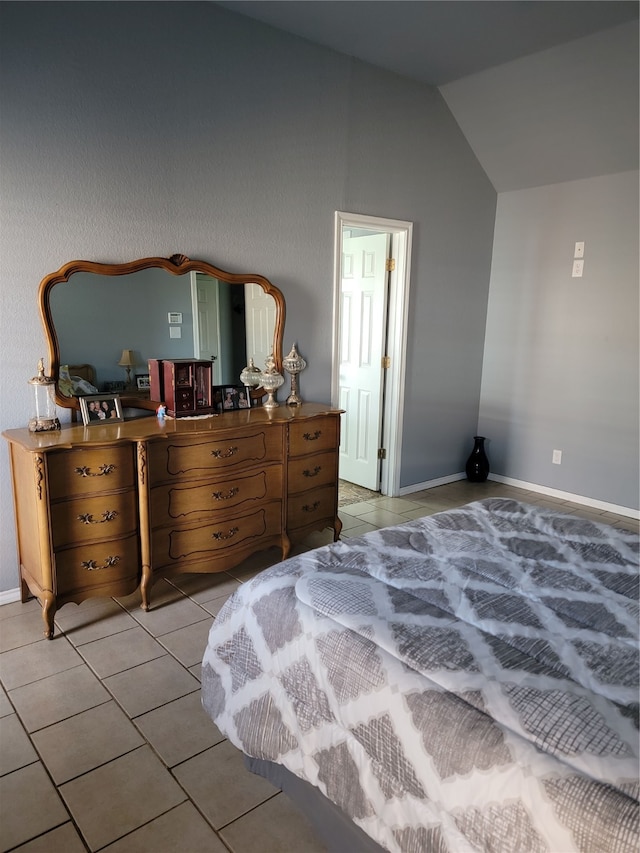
[0,763,70,850]
[103,654,200,718]
[220,794,330,853]
[157,618,213,668]
[0,713,38,775]
[166,572,241,604]
[77,625,166,678]
[223,548,282,580]
[201,597,230,618]
[400,507,438,520]
[0,597,41,622]
[354,508,409,528]
[0,685,13,718]
[334,499,378,517]
[340,522,378,538]
[220,790,330,853]
[11,821,87,852]
[0,609,50,652]
[368,496,424,514]
[129,595,212,637]
[31,700,144,784]
[115,578,185,612]
[337,511,371,530]
[190,662,203,681]
[0,635,82,690]
[8,664,110,733]
[54,598,138,646]
[613,517,640,533]
[134,691,225,767]
[173,740,278,829]
[102,801,228,853]
[60,745,186,851]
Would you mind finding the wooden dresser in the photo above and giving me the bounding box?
[3,403,342,638]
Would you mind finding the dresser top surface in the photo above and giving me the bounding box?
[3,403,343,452]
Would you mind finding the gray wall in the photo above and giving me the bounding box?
[0,2,495,593]
[479,171,639,509]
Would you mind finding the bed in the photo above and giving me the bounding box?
[201,497,639,852]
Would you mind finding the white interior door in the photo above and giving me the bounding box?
[245,282,275,371]
[194,274,222,384]
[339,232,390,490]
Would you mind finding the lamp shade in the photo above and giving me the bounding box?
[118,349,135,367]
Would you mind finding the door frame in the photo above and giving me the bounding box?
[332,211,413,497]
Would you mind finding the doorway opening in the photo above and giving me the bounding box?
[332,212,413,497]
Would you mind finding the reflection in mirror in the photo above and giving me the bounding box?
[39,255,285,411]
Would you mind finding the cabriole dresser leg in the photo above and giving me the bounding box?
[41,592,56,640]
[140,564,152,612]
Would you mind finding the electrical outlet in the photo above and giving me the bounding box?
[552,449,562,465]
[572,260,584,278]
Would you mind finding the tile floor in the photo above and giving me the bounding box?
[1,481,637,852]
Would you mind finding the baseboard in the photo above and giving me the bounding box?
[0,588,22,606]
[487,474,639,520]
[398,472,639,520]
[397,472,466,496]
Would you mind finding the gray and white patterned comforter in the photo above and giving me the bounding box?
[201,498,639,852]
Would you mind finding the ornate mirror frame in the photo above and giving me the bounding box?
[39,253,286,412]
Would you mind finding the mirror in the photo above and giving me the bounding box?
[39,254,286,412]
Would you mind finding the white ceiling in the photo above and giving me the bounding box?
[215,1,639,191]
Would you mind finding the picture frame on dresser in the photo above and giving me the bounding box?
[79,394,124,425]
[135,373,150,390]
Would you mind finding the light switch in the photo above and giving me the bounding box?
[574,242,585,258]
[572,260,584,278]
[169,326,182,338]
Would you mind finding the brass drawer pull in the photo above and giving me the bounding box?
[77,510,118,525]
[212,527,239,541]
[303,430,322,441]
[211,446,239,459]
[75,464,117,477]
[303,466,321,478]
[81,555,121,571]
[302,501,320,513]
[212,487,239,501]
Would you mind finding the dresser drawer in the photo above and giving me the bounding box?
[150,465,282,527]
[54,534,140,597]
[287,484,336,532]
[151,503,283,570]
[289,417,339,458]
[48,446,135,499]
[50,491,138,549]
[288,450,337,494]
[148,428,283,484]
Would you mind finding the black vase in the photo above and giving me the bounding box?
[465,436,489,482]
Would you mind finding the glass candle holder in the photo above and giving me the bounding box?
[28,359,61,432]
[282,343,307,406]
[260,354,284,409]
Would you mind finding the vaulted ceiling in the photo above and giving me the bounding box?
[215,1,639,191]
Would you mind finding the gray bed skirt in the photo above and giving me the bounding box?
[244,755,388,853]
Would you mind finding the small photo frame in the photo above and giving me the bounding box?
[237,388,251,409]
[80,394,124,426]
[221,386,239,411]
[136,373,151,390]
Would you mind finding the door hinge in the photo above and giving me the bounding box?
[381,356,391,369]
[386,258,396,272]
[378,448,387,460]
